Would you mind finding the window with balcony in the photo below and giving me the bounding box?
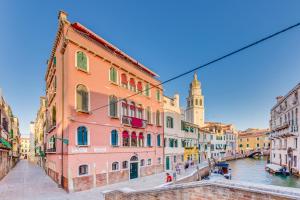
[79,164,88,176]
[109,67,118,83]
[76,84,89,112]
[109,95,118,118]
[166,116,174,128]
[76,51,88,72]
[77,126,88,146]
[138,132,144,147]
[122,131,129,147]
[131,132,137,147]
[137,107,143,119]
[130,102,136,117]
[112,162,119,171]
[111,130,118,146]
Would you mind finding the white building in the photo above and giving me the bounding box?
[163,94,185,170]
[28,121,36,163]
[269,83,300,176]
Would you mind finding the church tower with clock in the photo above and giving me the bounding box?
[186,72,205,127]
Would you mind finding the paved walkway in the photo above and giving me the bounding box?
[0,160,207,200]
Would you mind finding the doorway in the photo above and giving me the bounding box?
[166,156,170,170]
[130,156,139,179]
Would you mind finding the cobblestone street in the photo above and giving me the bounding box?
[0,160,207,200]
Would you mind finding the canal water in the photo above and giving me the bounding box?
[227,157,300,188]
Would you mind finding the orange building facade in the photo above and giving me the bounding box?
[44,11,164,192]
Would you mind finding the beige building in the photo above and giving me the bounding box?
[34,97,46,168]
[269,83,300,176]
[237,128,270,155]
[20,136,30,159]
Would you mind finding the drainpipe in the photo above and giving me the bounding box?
[60,43,65,188]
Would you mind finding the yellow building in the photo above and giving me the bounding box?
[20,136,30,159]
[238,128,270,154]
[182,121,199,163]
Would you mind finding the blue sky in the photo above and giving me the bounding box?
[1,1,300,135]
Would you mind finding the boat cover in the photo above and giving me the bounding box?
[266,163,282,172]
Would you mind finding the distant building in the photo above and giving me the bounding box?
[269,83,299,176]
[237,128,270,154]
[28,121,36,163]
[202,122,237,160]
[20,136,30,159]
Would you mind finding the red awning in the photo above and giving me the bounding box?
[131,132,137,139]
[137,81,142,91]
[122,102,128,107]
[130,78,135,86]
[122,131,129,138]
[130,105,135,110]
[139,133,144,139]
[121,74,128,84]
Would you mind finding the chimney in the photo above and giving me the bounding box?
[276,96,283,103]
[58,10,68,23]
[174,93,180,108]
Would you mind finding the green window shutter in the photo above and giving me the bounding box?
[77,52,87,71]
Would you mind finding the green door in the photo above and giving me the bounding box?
[130,162,138,179]
[166,156,170,170]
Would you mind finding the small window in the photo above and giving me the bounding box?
[77,126,88,146]
[122,161,128,169]
[112,162,119,171]
[146,107,151,124]
[121,73,128,88]
[79,164,88,176]
[156,110,161,126]
[76,84,89,112]
[76,51,88,71]
[129,78,136,92]
[140,159,145,166]
[109,95,118,117]
[111,130,118,146]
[109,67,118,83]
[157,157,161,165]
[147,158,151,165]
[166,116,174,128]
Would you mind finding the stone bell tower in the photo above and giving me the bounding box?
[186,72,205,127]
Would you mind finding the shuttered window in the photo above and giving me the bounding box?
[109,67,117,83]
[111,130,118,146]
[76,85,89,112]
[147,134,151,147]
[77,126,88,146]
[76,51,88,71]
[109,95,118,117]
[145,83,150,96]
[157,134,161,147]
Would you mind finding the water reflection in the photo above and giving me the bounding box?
[228,157,300,188]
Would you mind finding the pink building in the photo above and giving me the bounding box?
[44,11,164,192]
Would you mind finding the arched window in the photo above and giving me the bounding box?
[147,133,151,147]
[130,156,138,162]
[131,132,137,147]
[109,95,118,117]
[76,84,89,112]
[112,162,119,171]
[138,132,144,147]
[79,164,88,175]
[111,130,118,146]
[129,78,136,92]
[77,126,88,146]
[156,110,161,126]
[122,131,129,147]
[121,100,128,116]
[121,73,128,88]
[109,67,118,83]
[166,116,173,128]
[122,161,128,169]
[76,51,88,71]
[195,99,198,105]
[200,99,202,106]
[137,106,143,119]
[130,102,136,117]
[157,134,161,147]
